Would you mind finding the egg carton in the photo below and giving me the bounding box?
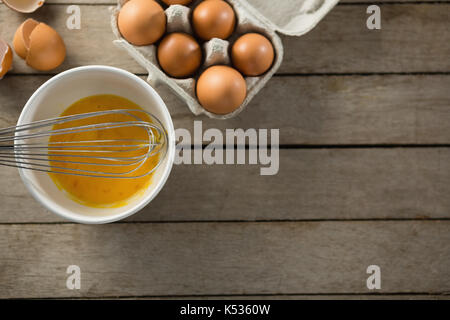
[110,0,339,119]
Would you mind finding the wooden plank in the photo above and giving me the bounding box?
[2,1,445,6]
[20,0,450,4]
[281,3,450,74]
[1,4,449,74]
[0,148,449,223]
[128,295,450,300]
[0,221,449,298]
[1,75,449,145]
[342,0,450,2]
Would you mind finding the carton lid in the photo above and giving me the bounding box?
[238,0,339,36]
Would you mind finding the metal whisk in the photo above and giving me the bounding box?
[0,109,168,178]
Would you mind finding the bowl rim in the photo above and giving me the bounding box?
[16,65,175,224]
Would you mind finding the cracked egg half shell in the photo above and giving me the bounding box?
[0,39,13,79]
[3,0,45,13]
[13,18,66,71]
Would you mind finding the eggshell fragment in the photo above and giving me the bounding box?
[196,65,247,115]
[158,33,202,78]
[13,19,66,71]
[0,40,13,79]
[26,23,66,71]
[13,18,39,59]
[118,0,166,46]
[3,0,45,14]
[192,0,236,40]
[232,33,274,76]
[162,0,192,5]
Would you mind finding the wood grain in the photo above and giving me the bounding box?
[1,75,449,145]
[27,0,450,4]
[282,4,450,74]
[129,295,450,300]
[0,4,449,74]
[0,221,449,298]
[1,148,448,223]
[0,0,449,299]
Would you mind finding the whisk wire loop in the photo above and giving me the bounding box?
[0,109,168,178]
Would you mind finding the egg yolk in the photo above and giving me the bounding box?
[48,94,160,208]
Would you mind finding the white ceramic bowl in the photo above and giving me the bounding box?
[17,66,175,224]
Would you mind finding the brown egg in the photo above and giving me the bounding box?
[232,33,274,76]
[196,65,247,115]
[13,19,66,71]
[192,0,236,40]
[118,0,166,46]
[158,33,202,78]
[162,0,192,5]
[0,39,13,79]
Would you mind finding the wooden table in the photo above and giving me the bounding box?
[0,0,449,299]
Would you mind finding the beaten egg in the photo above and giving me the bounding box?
[49,95,160,208]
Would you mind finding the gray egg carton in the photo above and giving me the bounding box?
[111,0,339,119]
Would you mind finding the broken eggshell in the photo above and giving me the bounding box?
[3,0,45,13]
[13,18,40,59]
[0,39,13,79]
[13,18,66,71]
